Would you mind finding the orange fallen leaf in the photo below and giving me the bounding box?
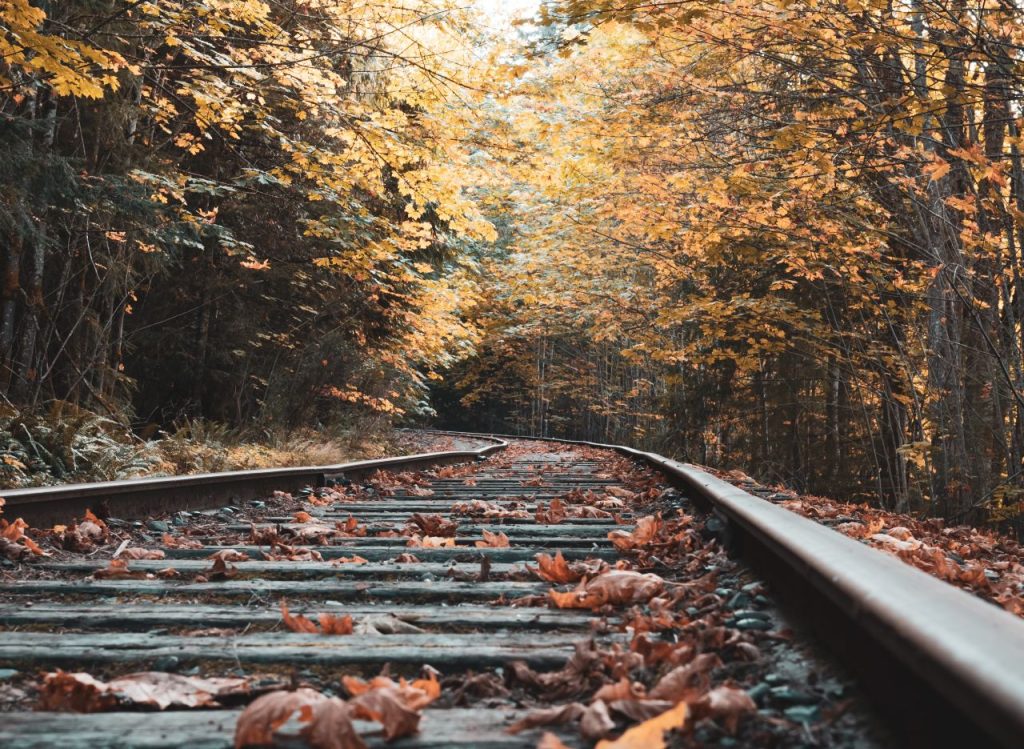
[234,688,328,748]
[608,515,661,551]
[595,701,688,748]
[331,555,368,565]
[406,534,456,548]
[476,529,510,548]
[280,600,352,635]
[648,653,722,702]
[208,549,249,563]
[593,677,646,703]
[293,511,314,523]
[121,548,166,560]
[549,570,665,609]
[92,559,148,580]
[533,551,581,583]
[42,670,265,712]
[690,686,756,735]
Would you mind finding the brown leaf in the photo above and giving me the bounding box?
[293,511,314,523]
[476,529,510,548]
[208,549,249,563]
[549,570,665,609]
[408,513,458,537]
[406,534,456,548]
[234,688,325,747]
[156,567,179,578]
[532,551,581,583]
[535,498,566,524]
[280,599,319,633]
[536,733,572,749]
[506,703,585,734]
[342,672,440,711]
[595,702,688,748]
[349,686,421,740]
[162,532,203,549]
[331,555,368,565]
[92,559,148,580]
[121,548,166,560]
[690,686,756,735]
[581,699,617,739]
[648,653,722,702]
[394,553,420,563]
[608,516,661,551]
[608,699,675,722]
[42,670,261,712]
[300,697,366,749]
[593,677,646,703]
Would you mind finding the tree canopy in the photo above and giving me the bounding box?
[4,0,1024,523]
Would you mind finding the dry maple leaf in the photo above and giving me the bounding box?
[161,532,203,550]
[605,487,638,501]
[476,529,510,548]
[234,688,326,748]
[120,548,165,560]
[42,670,262,712]
[406,534,456,548]
[608,516,661,551]
[536,498,567,524]
[209,549,250,562]
[92,559,149,580]
[300,697,366,749]
[293,511,314,523]
[689,686,756,735]
[536,733,572,749]
[280,600,352,635]
[549,570,665,609]
[331,555,368,565]
[593,677,646,703]
[532,551,581,583]
[407,513,458,537]
[506,703,585,734]
[595,702,688,749]
[581,699,617,739]
[348,685,421,740]
[393,553,420,563]
[342,672,440,711]
[648,653,722,702]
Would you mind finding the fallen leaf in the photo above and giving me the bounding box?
[280,600,352,635]
[348,686,420,740]
[581,699,617,739]
[234,688,326,747]
[476,529,510,548]
[121,548,166,560]
[549,570,665,609]
[92,559,149,580]
[532,551,581,583]
[293,511,314,523]
[593,677,646,703]
[406,534,456,548]
[506,703,585,734]
[608,516,661,551]
[208,549,249,562]
[648,653,722,702]
[42,670,266,712]
[331,555,368,565]
[690,686,756,734]
[408,513,458,537]
[536,733,572,749]
[300,697,366,749]
[595,702,688,748]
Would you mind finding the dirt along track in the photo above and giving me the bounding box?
[0,438,908,747]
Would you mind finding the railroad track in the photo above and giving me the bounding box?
[0,434,1021,748]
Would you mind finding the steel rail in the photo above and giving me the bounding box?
[1,436,507,527]
[427,429,1024,748]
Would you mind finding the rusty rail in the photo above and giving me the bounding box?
[427,429,1024,748]
[1,437,507,527]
